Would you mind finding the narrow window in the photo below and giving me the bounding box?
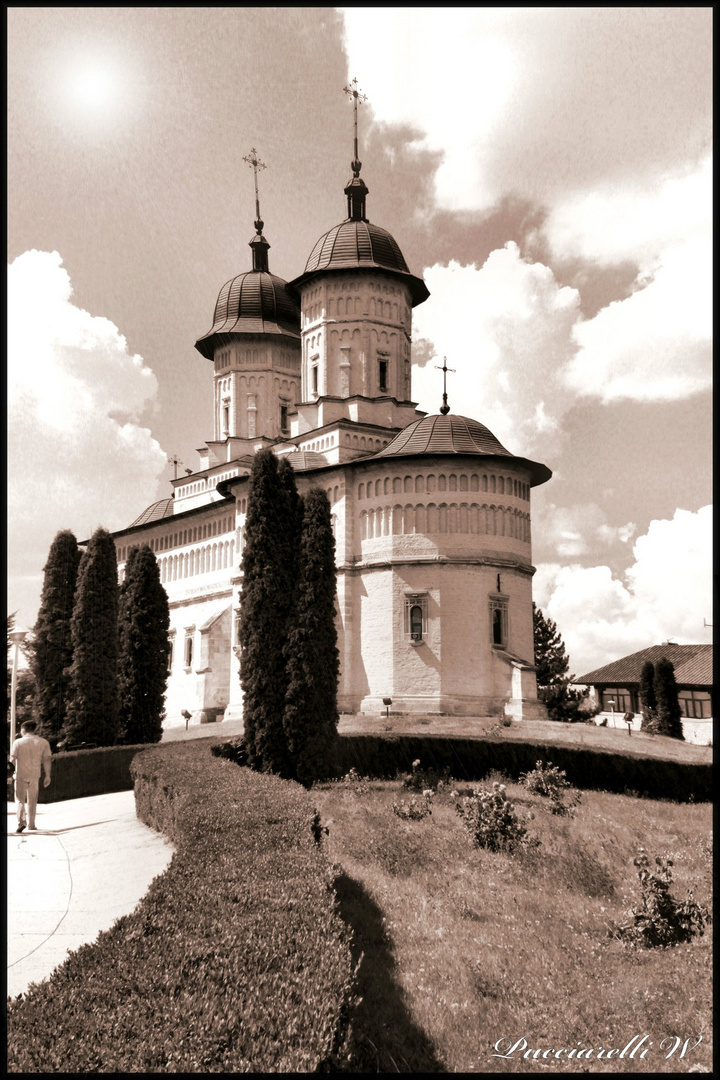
[410,605,423,641]
[184,633,194,669]
[280,404,289,435]
[378,359,388,393]
[222,404,230,436]
[311,364,319,396]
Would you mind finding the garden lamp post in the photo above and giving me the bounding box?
[9,629,27,748]
[607,698,615,727]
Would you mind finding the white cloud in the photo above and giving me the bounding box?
[564,232,712,403]
[411,244,580,456]
[341,9,711,218]
[533,506,712,675]
[544,156,712,266]
[7,250,167,628]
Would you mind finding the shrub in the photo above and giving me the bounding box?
[611,849,711,948]
[454,781,537,853]
[340,766,371,796]
[7,742,356,1072]
[520,759,582,816]
[401,757,452,793]
[393,791,433,820]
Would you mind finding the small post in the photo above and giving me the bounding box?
[181,709,192,731]
[383,697,392,720]
[625,710,635,736]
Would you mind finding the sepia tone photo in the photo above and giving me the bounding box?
[7,8,712,1072]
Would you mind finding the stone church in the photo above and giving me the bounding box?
[112,139,552,728]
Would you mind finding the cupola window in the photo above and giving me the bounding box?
[378,359,388,393]
[280,403,289,435]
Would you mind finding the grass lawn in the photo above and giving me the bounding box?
[337,714,712,765]
[313,771,713,1073]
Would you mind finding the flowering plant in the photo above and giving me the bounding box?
[454,782,538,853]
[612,849,711,948]
[401,758,452,793]
[393,790,433,820]
[520,760,581,816]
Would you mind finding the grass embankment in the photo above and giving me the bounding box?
[6,742,355,1073]
[313,772,713,1073]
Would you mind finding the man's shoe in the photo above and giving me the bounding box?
[28,825,37,830]
[16,823,25,833]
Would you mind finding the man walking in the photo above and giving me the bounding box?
[10,721,52,833]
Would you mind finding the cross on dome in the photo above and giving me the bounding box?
[435,357,456,415]
[242,148,270,272]
[342,79,369,221]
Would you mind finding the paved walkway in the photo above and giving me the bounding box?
[6,791,174,1000]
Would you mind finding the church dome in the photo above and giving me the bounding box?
[292,220,429,307]
[375,413,552,487]
[129,497,175,528]
[195,268,300,359]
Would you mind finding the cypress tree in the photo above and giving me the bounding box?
[239,449,296,775]
[117,544,171,745]
[639,660,659,734]
[283,488,340,786]
[63,527,120,747]
[30,530,81,747]
[654,658,684,740]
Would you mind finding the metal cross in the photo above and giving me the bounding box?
[243,148,267,228]
[434,357,456,415]
[168,454,183,480]
[343,77,367,175]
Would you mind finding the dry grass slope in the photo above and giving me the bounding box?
[314,773,712,1073]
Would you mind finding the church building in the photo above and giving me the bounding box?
[111,113,552,728]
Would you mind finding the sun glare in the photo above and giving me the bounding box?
[68,63,116,110]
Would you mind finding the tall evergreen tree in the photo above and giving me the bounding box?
[654,658,684,740]
[30,530,81,747]
[239,449,297,775]
[63,527,120,747]
[283,488,340,786]
[639,660,659,734]
[117,544,171,745]
[532,602,590,722]
[533,603,570,687]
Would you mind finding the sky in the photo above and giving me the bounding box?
[7,7,713,676]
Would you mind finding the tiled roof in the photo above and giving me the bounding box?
[128,498,175,528]
[576,644,712,687]
[283,451,328,470]
[292,220,429,307]
[195,270,300,358]
[374,414,552,487]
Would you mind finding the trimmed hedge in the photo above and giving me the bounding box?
[29,744,150,803]
[7,742,356,1073]
[327,735,710,803]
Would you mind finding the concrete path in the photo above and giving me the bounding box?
[7,790,174,1000]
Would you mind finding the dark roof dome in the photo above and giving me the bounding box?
[374,413,552,487]
[195,268,300,359]
[292,220,429,307]
[129,497,174,528]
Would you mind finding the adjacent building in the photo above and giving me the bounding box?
[576,643,713,745]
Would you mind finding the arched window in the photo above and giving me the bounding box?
[410,605,423,641]
[415,475,424,493]
[358,483,365,499]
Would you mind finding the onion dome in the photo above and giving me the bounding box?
[290,157,429,307]
[129,497,174,528]
[195,222,300,360]
[374,413,552,487]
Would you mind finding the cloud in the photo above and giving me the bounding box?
[8,250,167,628]
[410,243,580,456]
[564,233,712,403]
[341,9,711,215]
[532,501,636,559]
[533,506,712,675]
